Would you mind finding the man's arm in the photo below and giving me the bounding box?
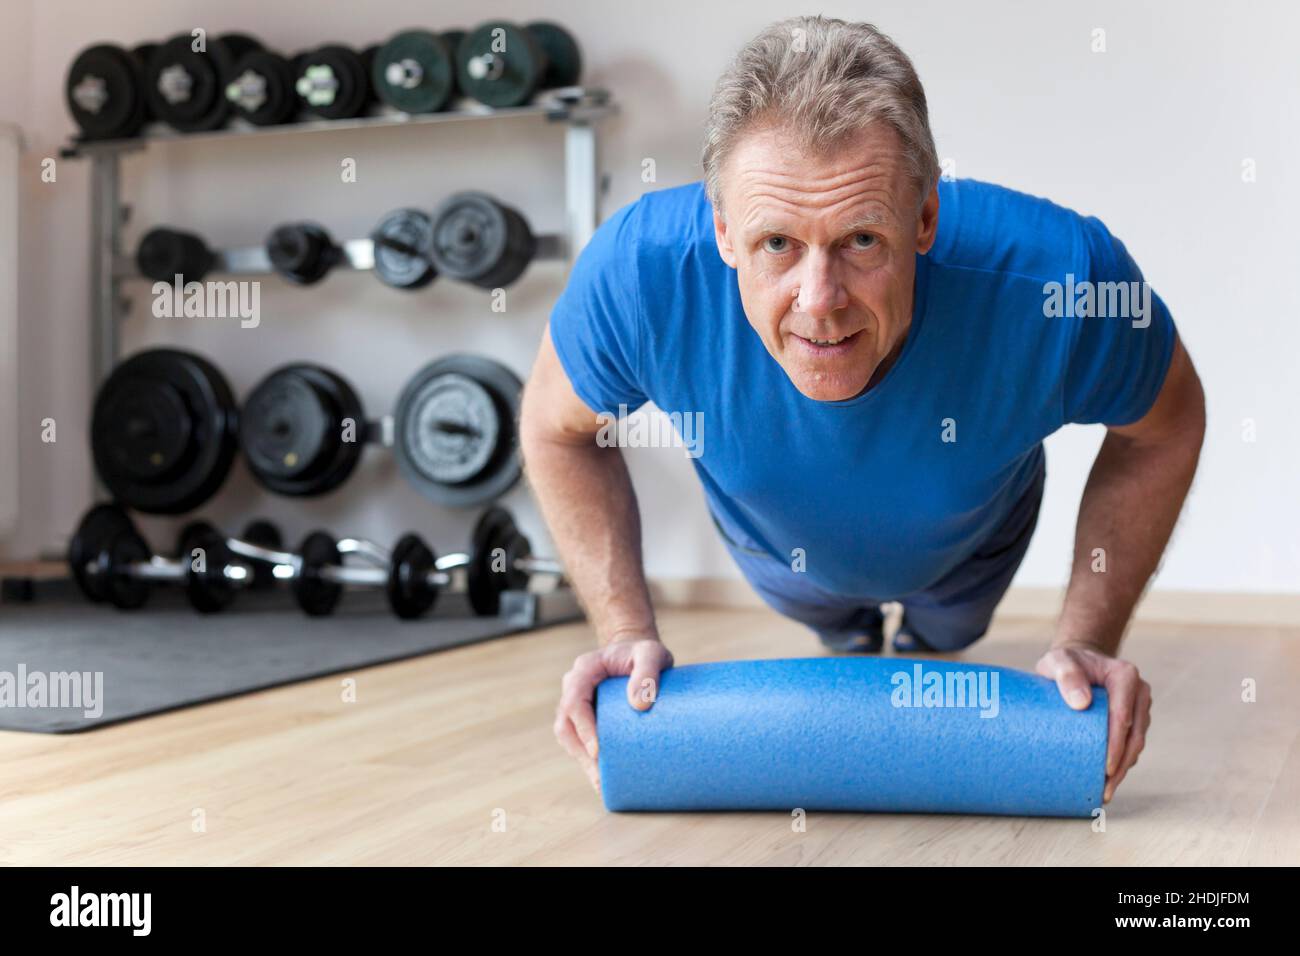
[520,326,673,791]
[1057,334,1205,652]
[1037,334,1205,801]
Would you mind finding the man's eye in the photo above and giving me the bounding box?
[850,233,877,249]
[763,236,790,253]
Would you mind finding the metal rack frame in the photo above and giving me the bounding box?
[63,87,617,389]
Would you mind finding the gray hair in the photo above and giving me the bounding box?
[702,16,940,214]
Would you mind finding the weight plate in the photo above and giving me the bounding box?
[467,505,531,616]
[175,518,218,560]
[240,518,283,590]
[92,349,239,514]
[68,503,136,603]
[99,528,152,610]
[65,44,149,140]
[266,222,338,285]
[184,525,239,613]
[441,30,466,95]
[225,49,299,125]
[394,354,523,508]
[146,32,261,132]
[294,530,343,616]
[456,21,545,108]
[371,208,436,289]
[525,22,582,88]
[428,191,536,289]
[241,519,282,550]
[372,30,455,114]
[240,364,366,497]
[136,227,214,284]
[387,532,439,619]
[295,44,370,119]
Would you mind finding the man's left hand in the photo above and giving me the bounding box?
[1035,644,1152,803]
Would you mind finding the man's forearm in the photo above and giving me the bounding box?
[521,435,659,646]
[1056,428,1203,654]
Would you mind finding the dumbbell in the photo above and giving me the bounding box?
[146,32,263,132]
[370,28,465,114]
[68,504,253,613]
[239,363,381,497]
[456,20,582,108]
[457,506,565,617]
[224,527,454,619]
[370,196,540,290]
[372,198,521,291]
[225,46,301,126]
[265,222,344,285]
[135,227,215,284]
[295,43,379,120]
[177,518,283,591]
[65,41,157,140]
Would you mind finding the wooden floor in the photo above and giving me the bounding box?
[1,606,1297,866]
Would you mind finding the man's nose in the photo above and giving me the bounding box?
[794,250,847,318]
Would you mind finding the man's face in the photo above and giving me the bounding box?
[714,123,939,401]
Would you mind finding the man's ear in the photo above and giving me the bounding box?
[915,182,940,255]
[713,209,738,268]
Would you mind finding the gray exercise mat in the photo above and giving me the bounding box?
[0,589,580,733]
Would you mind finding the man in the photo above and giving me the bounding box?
[521,17,1205,804]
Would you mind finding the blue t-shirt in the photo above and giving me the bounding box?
[549,178,1176,598]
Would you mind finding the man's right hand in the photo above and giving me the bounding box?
[554,637,674,793]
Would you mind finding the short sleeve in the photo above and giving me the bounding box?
[548,201,649,416]
[1063,223,1177,426]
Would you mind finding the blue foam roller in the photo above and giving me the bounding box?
[597,657,1107,817]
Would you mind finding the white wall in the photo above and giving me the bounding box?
[2,0,1296,597]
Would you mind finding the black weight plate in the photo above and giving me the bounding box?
[467,505,531,616]
[386,532,439,619]
[372,30,455,114]
[241,519,282,550]
[68,503,136,603]
[525,21,582,88]
[225,49,299,125]
[65,44,148,140]
[186,526,238,613]
[96,377,193,481]
[92,349,239,514]
[428,191,536,289]
[136,227,214,284]
[456,21,545,108]
[240,364,366,497]
[100,528,152,610]
[266,222,338,285]
[394,354,523,508]
[146,32,259,132]
[295,44,370,119]
[294,531,342,616]
[371,208,436,289]
[175,518,218,560]
[240,518,282,589]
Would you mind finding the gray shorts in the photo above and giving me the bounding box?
[712,455,1046,653]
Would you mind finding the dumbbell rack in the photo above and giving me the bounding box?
[61,86,617,394]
